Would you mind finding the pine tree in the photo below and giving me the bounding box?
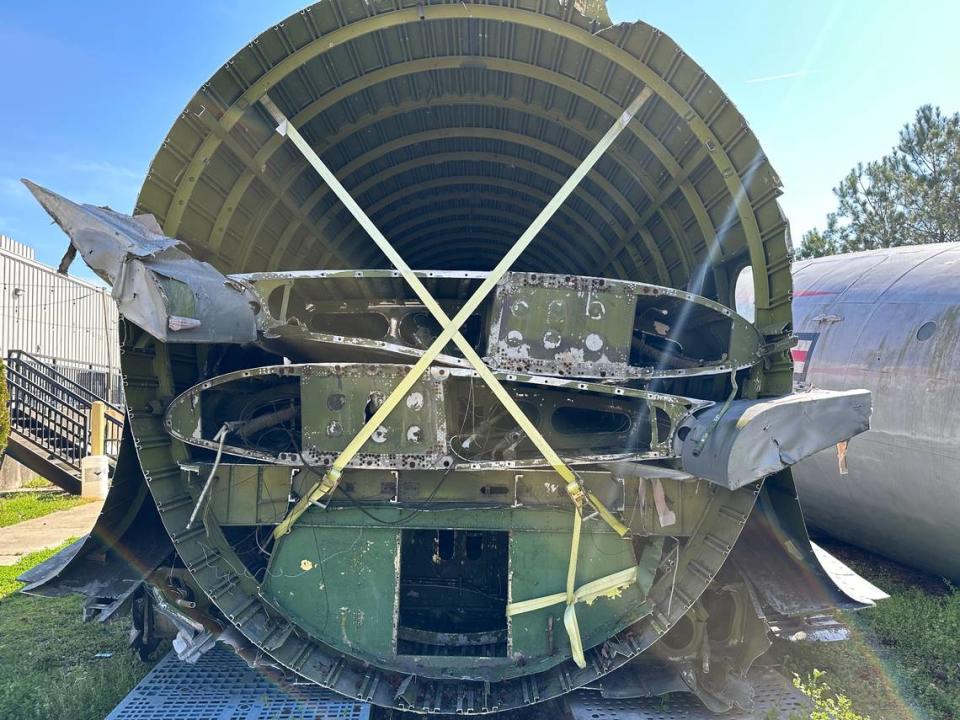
[796,104,960,258]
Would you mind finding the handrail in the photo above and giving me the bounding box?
[7,349,122,412]
[29,351,117,375]
[8,359,101,410]
[8,389,87,426]
[27,351,125,407]
[5,349,124,472]
[6,363,94,410]
[7,386,88,468]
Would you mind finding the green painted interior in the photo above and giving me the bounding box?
[262,504,663,676]
[264,525,400,657]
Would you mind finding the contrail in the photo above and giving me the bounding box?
[746,70,808,84]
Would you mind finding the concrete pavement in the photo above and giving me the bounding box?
[0,500,103,565]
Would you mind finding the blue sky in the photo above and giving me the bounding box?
[1,1,957,283]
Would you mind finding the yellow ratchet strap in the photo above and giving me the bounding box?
[263,90,650,540]
[505,511,589,668]
[507,512,610,670]
[507,526,663,670]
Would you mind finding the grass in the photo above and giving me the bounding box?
[23,475,54,489]
[774,540,960,720]
[0,490,92,528]
[0,540,159,720]
[0,540,74,599]
[860,587,960,719]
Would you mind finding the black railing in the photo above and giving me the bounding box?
[29,353,125,406]
[5,350,124,471]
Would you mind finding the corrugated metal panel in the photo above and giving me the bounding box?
[0,242,120,374]
[0,235,34,259]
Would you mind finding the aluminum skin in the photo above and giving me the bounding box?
[790,243,960,582]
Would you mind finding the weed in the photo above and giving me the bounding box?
[793,669,870,720]
[23,476,53,489]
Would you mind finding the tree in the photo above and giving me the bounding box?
[796,104,960,258]
[0,359,9,454]
[795,228,838,260]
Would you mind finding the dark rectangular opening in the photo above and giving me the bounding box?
[397,529,509,657]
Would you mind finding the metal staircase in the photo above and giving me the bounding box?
[3,350,123,494]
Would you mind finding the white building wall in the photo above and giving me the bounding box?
[0,235,120,372]
[0,235,34,258]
